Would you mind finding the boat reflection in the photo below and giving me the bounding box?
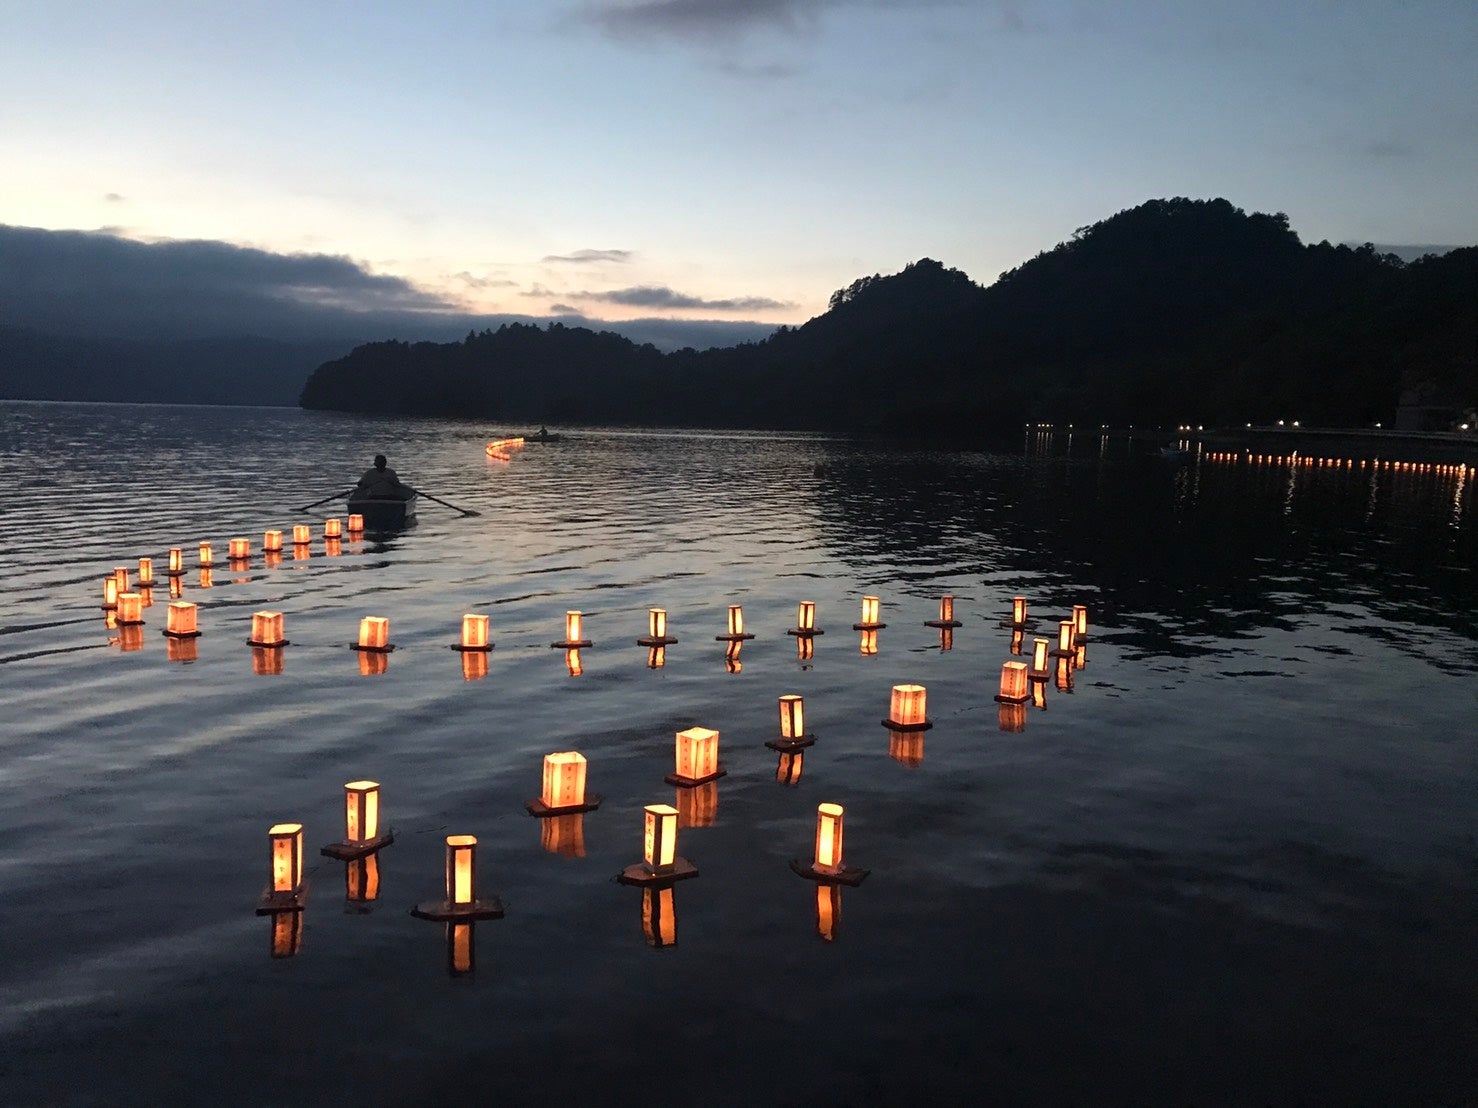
[539,813,587,858]
[888,730,924,767]
[676,781,717,828]
[815,884,841,943]
[642,885,677,948]
[776,751,804,786]
[345,852,380,911]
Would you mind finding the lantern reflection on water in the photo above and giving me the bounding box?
[637,607,678,646]
[247,610,287,648]
[552,610,592,649]
[667,726,725,787]
[527,751,601,816]
[197,567,214,589]
[790,802,869,885]
[884,684,931,731]
[322,780,394,859]
[167,576,183,599]
[1055,655,1074,692]
[796,635,815,666]
[269,910,303,959]
[446,922,476,976]
[345,852,380,906]
[724,640,743,673]
[1032,681,1047,710]
[889,730,925,767]
[776,751,804,785]
[1009,628,1024,655]
[411,835,504,920]
[715,604,754,641]
[354,616,392,652]
[925,594,962,629]
[767,694,815,752]
[994,660,1030,704]
[789,601,823,637]
[938,627,954,651]
[358,650,388,677]
[676,781,717,828]
[454,613,492,652]
[461,651,488,681]
[565,648,584,676]
[616,803,698,885]
[853,595,886,631]
[642,886,677,948]
[251,646,283,675]
[257,823,305,912]
[647,645,666,669]
[540,813,587,858]
[859,629,879,656]
[113,624,144,653]
[167,636,198,663]
[163,601,200,638]
[816,885,841,942]
[998,701,1028,733]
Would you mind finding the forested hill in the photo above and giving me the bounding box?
[298,198,1477,430]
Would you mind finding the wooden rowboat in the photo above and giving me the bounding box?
[347,491,418,530]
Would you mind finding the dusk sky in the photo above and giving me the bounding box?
[3,0,1475,328]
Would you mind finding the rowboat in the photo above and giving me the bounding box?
[347,491,418,530]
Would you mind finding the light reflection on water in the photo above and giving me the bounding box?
[0,402,1474,1102]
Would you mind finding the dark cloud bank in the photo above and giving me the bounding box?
[0,225,779,405]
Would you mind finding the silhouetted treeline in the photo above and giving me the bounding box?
[299,198,1477,430]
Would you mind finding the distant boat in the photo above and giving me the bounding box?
[1158,446,1191,464]
[525,430,562,443]
[347,490,418,530]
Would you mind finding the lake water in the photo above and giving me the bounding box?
[0,402,1473,1104]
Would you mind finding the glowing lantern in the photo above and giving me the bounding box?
[1053,619,1074,657]
[618,803,698,885]
[292,524,310,545]
[1073,604,1088,640]
[358,651,388,677]
[228,538,250,561]
[164,601,199,638]
[1011,596,1028,625]
[994,660,1030,703]
[198,542,214,568]
[263,529,283,553]
[790,802,869,885]
[638,607,677,646]
[853,595,885,630]
[527,751,602,816]
[789,601,823,637]
[642,887,677,948]
[998,702,1027,733]
[248,610,287,648]
[667,726,725,786]
[925,595,961,628]
[251,646,283,676]
[102,577,119,610]
[552,610,592,648]
[116,592,144,625]
[346,853,380,904]
[859,629,879,655]
[347,514,365,533]
[265,823,304,902]
[411,834,505,920]
[816,885,840,943]
[884,684,931,731]
[767,694,815,753]
[137,557,155,588]
[269,911,303,958]
[716,604,753,641]
[540,813,587,858]
[1030,638,1050,677]
[776,751,804,786]
[456,613,491,652]
[565,648,584,676]
[355,616,392,652]
[324,518,342,539]
[321,780,393,859]
[112,566,129,594]
[167,547,185,576]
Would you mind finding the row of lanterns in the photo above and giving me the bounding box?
[1206,454,1472,476]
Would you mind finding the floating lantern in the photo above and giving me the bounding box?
[112,566,130,595]
[251,646,283,676]
[1073,604,1089,641]
[163,601,200,638]
[269,910,303,958]
[324,518,342,539]
[617,804,698,886]
[292,524,311,545]
[766,693,815,752]
[776,751,804,786]
[540,813,587,858]
[461,651,488,681]
[565,648,584,676]
[256,823,306,912]
[345,853,380,905]
[938,627,954,651]
[998,702,1027,733]
[816,885,841,943]
[1052,619,1074,658]
[790,802,869,885]
[116,592,144,625]
[788,600,823,637]
[1029,638,1051,679]
[647,646,666,669]
[724,640,743,673]
[198,542,214,568]
[715,604,754,642]
[347,514,364,534]
[453,613,492,652]
[924,594,961,628]
[859,629,879,656]
[676,781,718,828]
[527,751,602,816]
[637,607,678,647]
[642,887,677,948]
[853,595,886,631]
[447,922,475,976]
[666,726,725,787]
[353,615,393,652]
[410,835,505,920]
[1009,628,1024,655]
[137,557,155,588]
[883,683,931,731]
[994,660,1030,704]
[1010,596,1028,626]
[101,577,119,610]
[551,610,592,649]
[320,780,394,859]
[358,651,388,677]
[263,529,283,553]
[247,610,288,648]
[228,537,250,561]
[167,548,185,576]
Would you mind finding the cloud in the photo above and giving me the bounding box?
[550,303,582,314]
[585,0,819,41]
[541,248,634,264]
[103,192,126,203]
[573,284,794,311]
[452,270,518,289]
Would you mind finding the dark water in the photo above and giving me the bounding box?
[0,402,1473,1104]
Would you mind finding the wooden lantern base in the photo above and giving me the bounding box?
[117,617,145,627]
[636,635,679,646]
[450,642,494,653]
[246,638,290,648]
[993,692,1030,704]
[550,639,593,649]
[786,628,825,637]
[162,629,202,639]
[764,735,816,753]
[665,767,727,788]
[1002,618,1033,629]
[411,896,505,922]
[319,830,395,860]
[616,857,699,886]
[1050,647,1074,659]
[1028,668,1052,682]
[789,859,870,886]
[852,621,887,631]
[714,632,755,642]
[882,718,932,733]
[350,643,395,653]
[256,885,308,915]
[525,795,604,817]
[924,618,963,628]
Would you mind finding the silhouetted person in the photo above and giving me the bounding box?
[357,454,412,499]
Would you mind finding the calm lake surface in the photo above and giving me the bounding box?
[0,401,1473,1104]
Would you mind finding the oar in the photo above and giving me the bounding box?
[416,490,482,517]
[298,488,353,512]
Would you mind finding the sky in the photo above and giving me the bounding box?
[2,0,1475,332]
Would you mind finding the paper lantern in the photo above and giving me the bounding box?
[198,542,214,568]
[925,594,962,628]
[994,660,1030,704]
[320,779,394,859]
[1030,638,1050,677]
[164,601,199,638]
[667,726,725,787]
[1073,604,1089,640]
[1054,619,1074,656]
[527,751,602,816]
[324,517,342,539]
[292,524,311,545]
[167,547,185,576]
[642,886,677,948]
[447,922,475,976]
[116,592,144,625]
[617,803,698,885]
[455,613,491,652]
[228,538,250,561]
[789,601,823,637]
[676,781,717,828]
[269,910,303,958]
[1011,596,1028,625]
[776,751,804,786]
[638,607,678,646]
[769,693,808,743]
[410,835,504,921]
[355,616,392,652]
[263,529,283,553]
[816,885,840,943]
[716,604,754,641]
[552,610,592,648]
[251,646,283,676]
[248,610,287,648]
[101,577,119,610]
[565,648,584,676]
[137,557,155,588]
[347,514,365,533]
[859,629,879,656]
[884,684,931,731]
[998,701,1027,733]
[255,822,306,913]
[790,802,869,885]
[853,595,885,630]
[112,566,129,594]
[540,813,587,858]
[345,852,380,904]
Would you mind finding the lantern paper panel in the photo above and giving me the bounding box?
[1073,604,1089,638]
[1031,638,1050,674]
[263,529,283,552]
[1056,620,1074,654]
[727,605,745,637]
[887,684,928,728]
[112,567,129,594]
[344,781,381,843]
[460,614,490,650]
[996,661,1030,703]
[137,557,155,587]
[228,538,250,560]
[165,601,198,637]
[358,616,390,650]
[324,518,343,539]
[446,835,477,906]
[250,610,285,646]
[643,805,679,874]
[116,593,144,624]
[541,752,588,810]
[293,525,311,545]
[795,601,816,632]
[269,823,304,895]
[198,542,214,567]
[1011,597,1028,625]
[102,578,120,609]
[814,803,845,871]
[347,514,364,532]
[779,694,805,739]
[673,726,721,783]
[167,548,185,575]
